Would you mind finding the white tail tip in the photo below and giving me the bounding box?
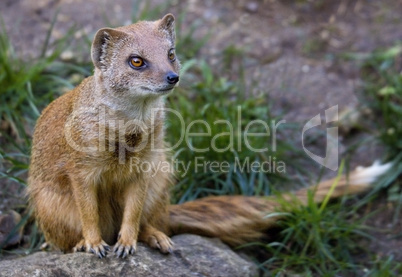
[351,161,392,185]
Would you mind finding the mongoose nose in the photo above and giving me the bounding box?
[166,72,179,84]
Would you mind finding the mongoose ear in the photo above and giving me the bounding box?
[91,28,127,70]
[158,13,176,42]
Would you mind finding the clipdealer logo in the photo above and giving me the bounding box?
[302,105,338,171]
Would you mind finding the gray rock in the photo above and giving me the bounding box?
[244,2,259,13]
[0,234,258,277]
[0,210,23,248]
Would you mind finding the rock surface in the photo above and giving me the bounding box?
[0,210,23,248]
[0,234,258,277]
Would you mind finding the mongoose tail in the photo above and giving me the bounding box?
[168,162,392,247]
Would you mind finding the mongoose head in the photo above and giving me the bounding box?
[91,14,180,99]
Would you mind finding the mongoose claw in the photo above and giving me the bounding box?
[73,239,86,252]
[160,237,174,254]
[90,243,109,259]
[146,232,174,254]
[73,239,110,259]
[113,241,137,258]
[90,247,104,259]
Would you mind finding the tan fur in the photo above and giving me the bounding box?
[28,14,179,257]
[28,14,389,258]
[168,165,388,247]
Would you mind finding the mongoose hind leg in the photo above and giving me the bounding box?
[30,183,83,252]
[139,225,173,254]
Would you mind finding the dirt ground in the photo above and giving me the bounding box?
[1,0,401,266]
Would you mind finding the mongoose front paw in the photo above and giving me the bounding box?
[113,239,137,258]
[73,239,110,258]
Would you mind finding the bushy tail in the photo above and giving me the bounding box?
[167,162,391,247]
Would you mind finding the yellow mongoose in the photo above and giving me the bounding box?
[28,14,391,258]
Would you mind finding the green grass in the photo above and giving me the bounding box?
[0,11,91,182]
[351,45,402,214]
[262,200,368,275]
[168,58,302,203]
[0,13,89,253]
[0,13,55,192]
[0,13,76,149]
[257,164,372,275]
[358,45,402,158]
[252,46,402,276]
[240,162,401,277]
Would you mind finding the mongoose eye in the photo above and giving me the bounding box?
[168,49,176,62]
[129,57,144,68]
